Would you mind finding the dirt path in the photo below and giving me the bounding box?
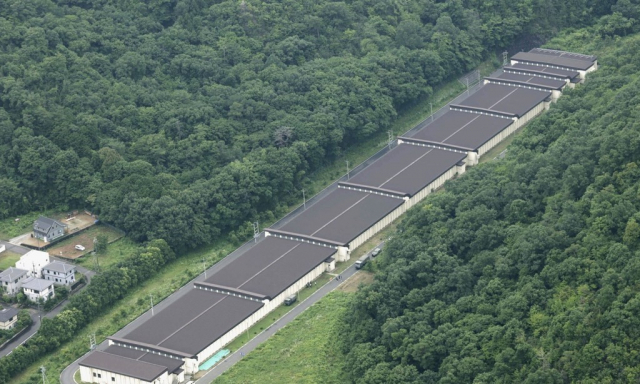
[338,271,374,293]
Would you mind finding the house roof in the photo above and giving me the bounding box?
[79,350,168,382]
[0,268,28,282]
[0,307,19,323]
[33,217,66,232]
[21,277,54,291]
[43,261,75,274]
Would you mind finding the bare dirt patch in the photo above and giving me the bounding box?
[338,271,374,293]
[49,225,123,260]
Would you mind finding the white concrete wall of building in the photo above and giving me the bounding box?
[79,365,167,384]
[194,260,329,372]
[43,268,76,286]
[0,317,17,330]
[16,250,50,277]
[23,284,54,302]
[406,165,459,209]
[348,203,406,251]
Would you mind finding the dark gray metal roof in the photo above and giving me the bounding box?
[42,261,75,274]
[123,289,262,355]
[512,51,595,71]
[0,268,28,282]
[347,144,465,196]
[0,307,18,322]
[410,110,513,150]
[204,236,335,299]
[509,63,580,80]
[79,350,167,381]
[495,72,566,89]
[103,345,184,374]
[279,188,404,245]
[456,83,550,118]
[33,216,66,232]
[529,48,596,62]
[21,277,54,291]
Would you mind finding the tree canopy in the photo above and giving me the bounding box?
[0,0,616,250]
[337,25,640,384]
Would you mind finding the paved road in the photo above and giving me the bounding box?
[0,241,30,255]
[0,295,70,358]
[0,259,95,359]
[59,66,504,384]
[60,238,268,384]
[196,259,362,383]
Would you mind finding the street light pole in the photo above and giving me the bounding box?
[302,189,306,209]
[346,160,350,180]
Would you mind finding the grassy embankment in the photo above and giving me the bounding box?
[211,30,618,384]
[11,59,498,384]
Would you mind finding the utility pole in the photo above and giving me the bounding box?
[430,103,433,122]
[346,160,350,180]
[202,258,207,279]
[89,333,96,350]
[253,221,259,243]
[150,294,155,316]
[302,189,306,210]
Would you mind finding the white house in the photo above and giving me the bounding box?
[0,268,29,296]
[21,277,55,302]
[16,250,50,278]
[42,261,76,286]
[0,307,19,330]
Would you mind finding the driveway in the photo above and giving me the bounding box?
[8,233,31,246]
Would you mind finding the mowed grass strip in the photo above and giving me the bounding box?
[10,59,497,383]
[214,292,350,384]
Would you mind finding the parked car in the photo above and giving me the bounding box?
[371,247,381,257]
[284,294,297,306]
[74,245,85,251]
[355,254,369,269]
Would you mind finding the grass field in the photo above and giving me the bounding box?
[0,251,20,270]
[49,225,124,261]
[0,210,59,240]
[214,292,351,384]
[11,59,499,384]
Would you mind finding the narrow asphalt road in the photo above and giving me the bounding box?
[0,241,29,255]
[196,262,360,383]
[0,295,70,358]
[0,258,96,359]
[60,237,269,384]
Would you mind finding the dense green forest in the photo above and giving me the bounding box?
[338,26,640,384]
[0,0,617,250]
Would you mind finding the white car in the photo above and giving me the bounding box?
[74,245,85,251]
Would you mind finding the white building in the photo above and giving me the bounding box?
[16,250,50,278]
[42,261,76,286]
[21,277,55,302]
[0,268,29,296]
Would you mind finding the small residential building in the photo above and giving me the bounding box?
[0,268,29,296]
[16,250,50,278]
[0,307,19,330]
[21,277,55,302]
[42,261,76,286]
[33,216,67,243]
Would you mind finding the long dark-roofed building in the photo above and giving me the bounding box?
[79,47,597,384]
[511,48,597,80]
